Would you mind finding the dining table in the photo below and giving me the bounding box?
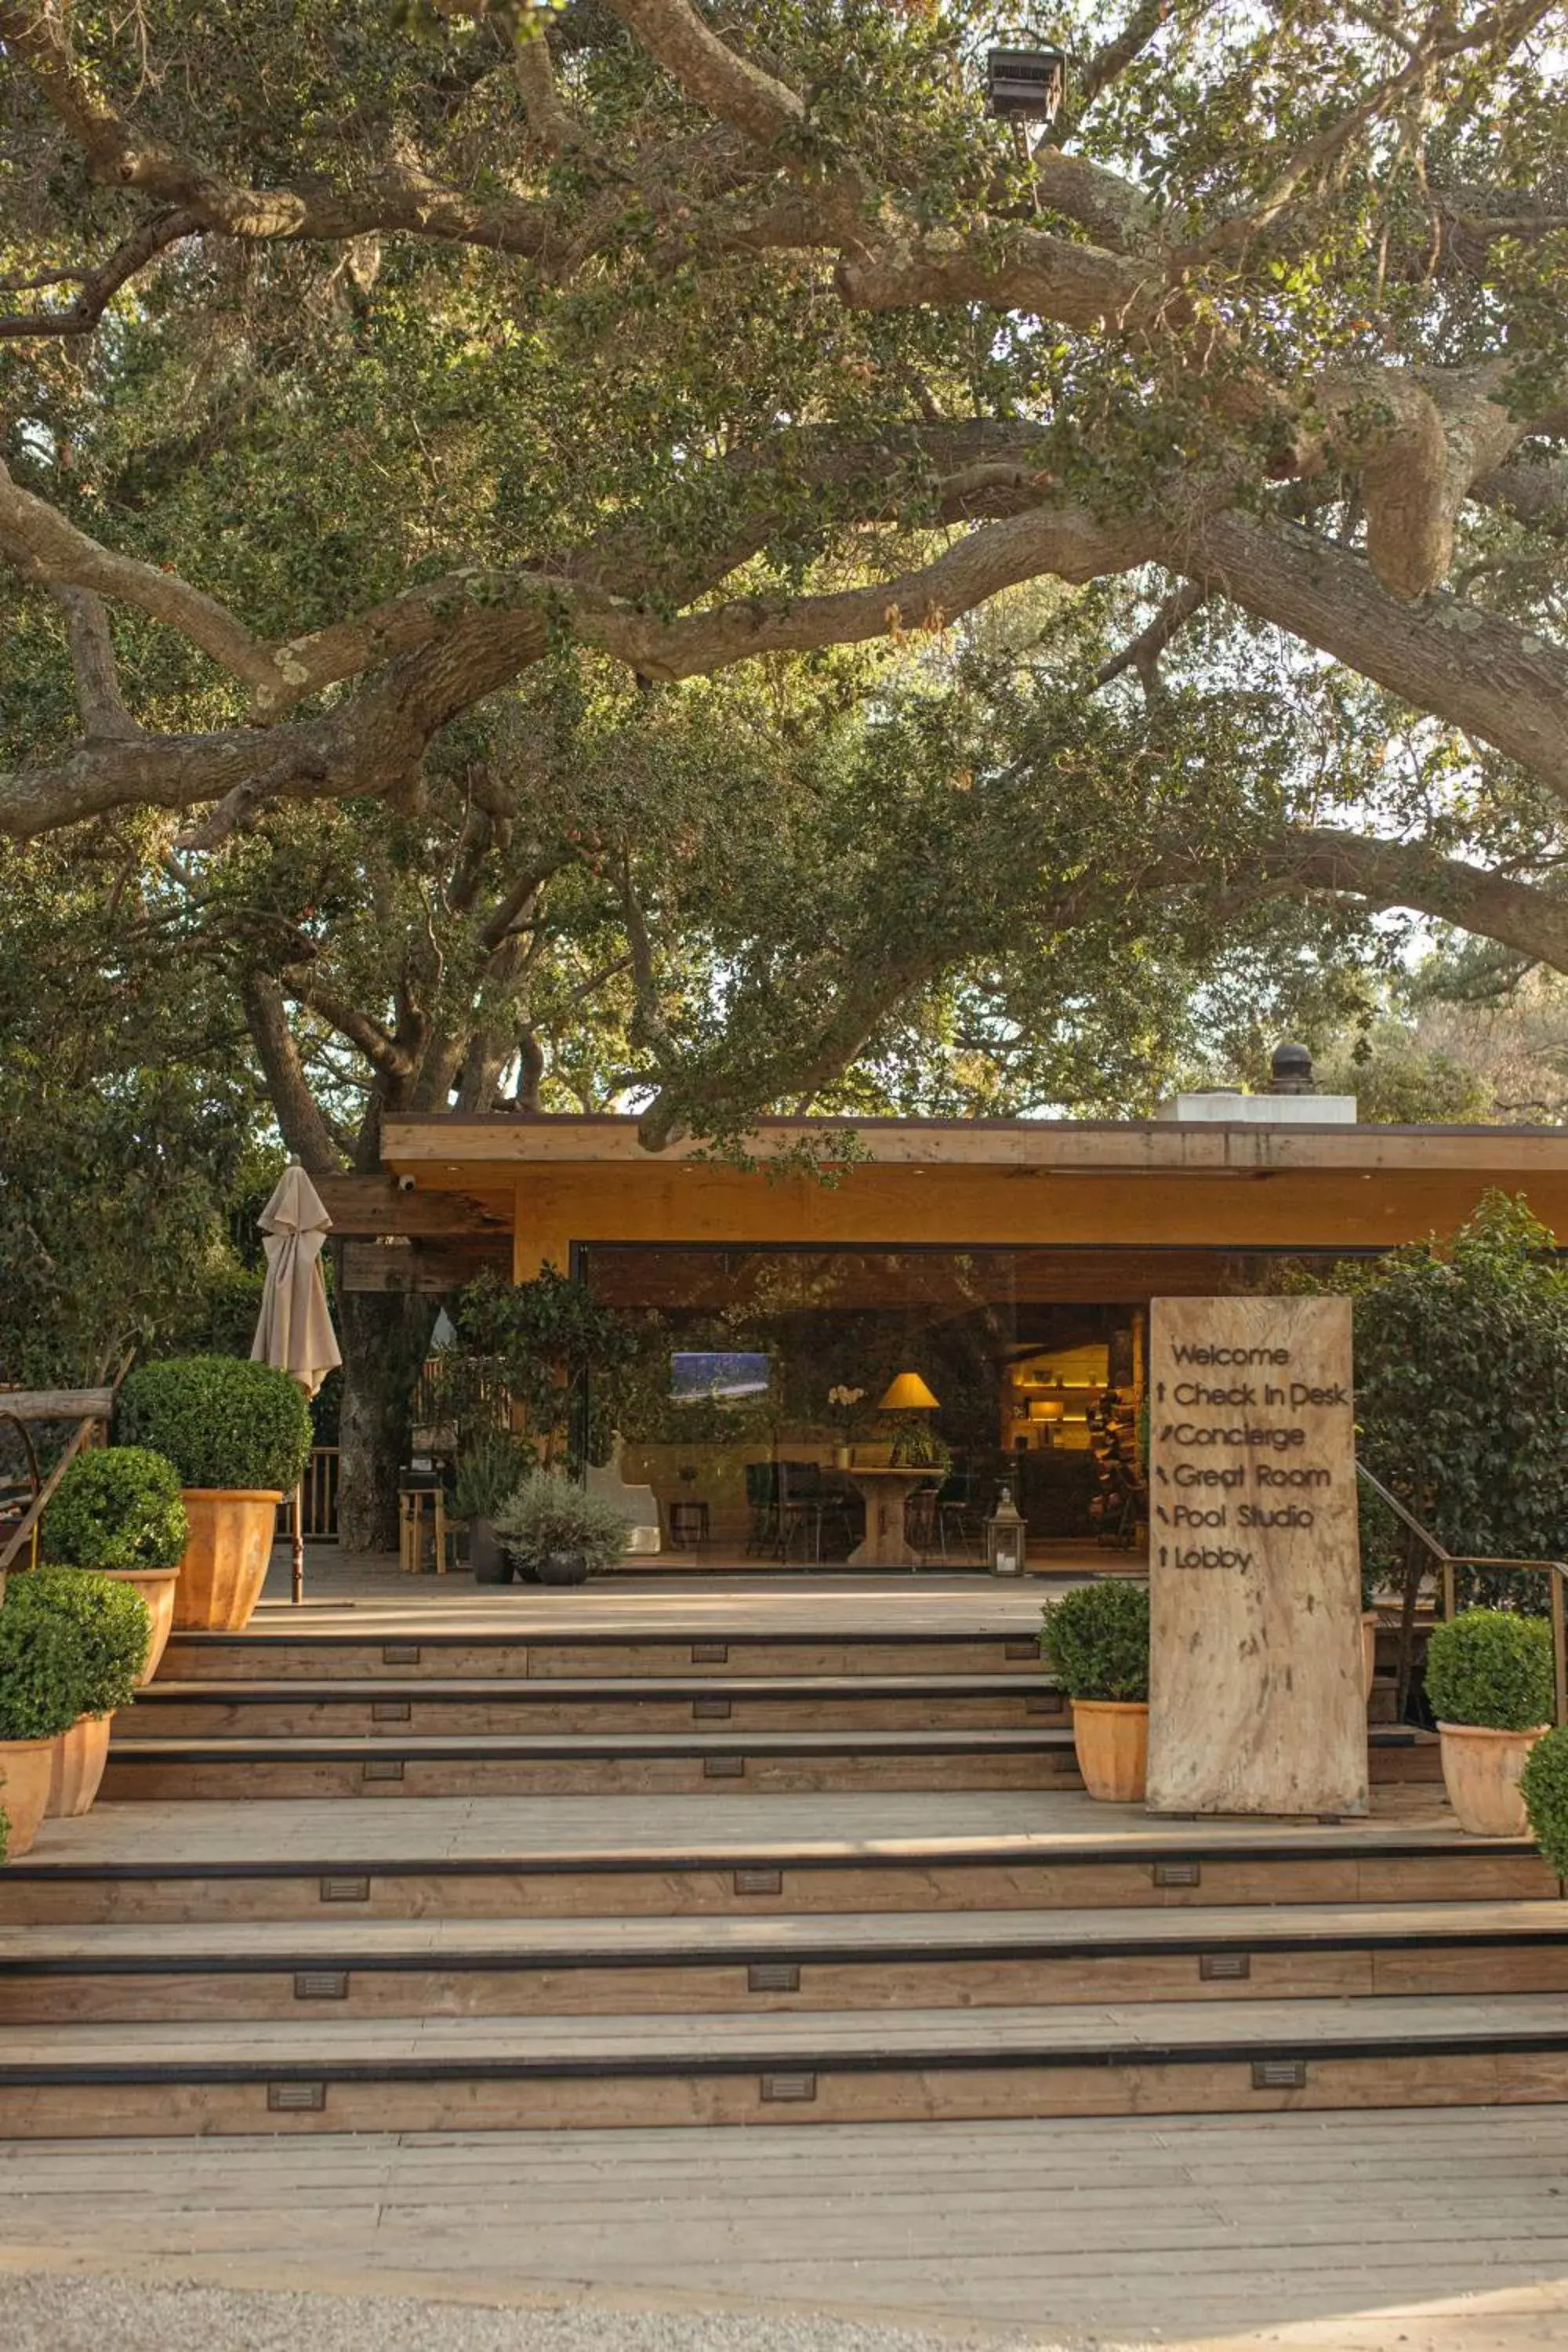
[844,1465,931,1568]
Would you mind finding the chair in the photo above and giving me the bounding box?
[905,1482,942,1564]
[935,1466,989,1563]
[745,1461,781,1555]
[777,1461,827,1562]
[398,1481,456,1574]
[666,1498,710,1550]
[815,1478,860,1563]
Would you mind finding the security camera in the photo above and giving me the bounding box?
[395,1174,416,1195]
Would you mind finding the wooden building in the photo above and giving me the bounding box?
[322,1112,1568,1559]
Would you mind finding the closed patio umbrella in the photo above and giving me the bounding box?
[252,1164,342,1603]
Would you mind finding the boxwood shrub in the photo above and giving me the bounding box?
[118,1356,313,1494]
[5,1567,151,1716]
[1040,1579,1150,1703]
[0,1606,90,1741]
[1425,1607,1555,1732]
[1522,1726,1568,1876]
[42,1447,188,1572]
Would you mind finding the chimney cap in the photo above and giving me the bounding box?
[1269,1041,1316,1094]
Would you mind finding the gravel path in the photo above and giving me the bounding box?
[1,2271,1085,2352]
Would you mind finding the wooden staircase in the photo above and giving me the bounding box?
[3,1605,1563,2139]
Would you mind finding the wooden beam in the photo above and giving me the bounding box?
[315,1174,510,1239]
[340,1238,510,1294]
[0,1388,114,1423]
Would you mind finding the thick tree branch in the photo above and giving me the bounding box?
[240,971,343,1175]
[0,206,201,339]
[1074,0,1177,118]
[510,19,583,157]
[49,586,141,739]
[0,457,277,691]
[2,1,560,244]
[1182,512,1568,797]
[1263,828,1568,971]
[1472,458,1568,534]
[578,505,1165,681]
[279,971,416,1080]
[601,0,804,144]
[1094,581,1209,698]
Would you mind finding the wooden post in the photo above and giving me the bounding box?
[291,1483,305,1604]
[1146,1295,1367,1817]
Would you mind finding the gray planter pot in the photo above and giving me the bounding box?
[470,1518,514,1585]
[535,1550,590,1587]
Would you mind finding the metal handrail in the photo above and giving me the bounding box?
[1356,1463,1568,1728]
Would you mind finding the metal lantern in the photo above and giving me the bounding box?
[986,1479,1027,1577]
[985,47,1065,124]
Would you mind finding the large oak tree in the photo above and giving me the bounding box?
[2,0,1566,956]
[5,0,1568,1541]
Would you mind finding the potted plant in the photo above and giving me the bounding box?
[40,1447,188,1686]
[827,1386,866,1471]
[6,1567,151,1817]
[1040,1579,1150,1803]
[492,1470,633,1587]
[118,1356,313,1632]
[1425,1607,1555,1835]
[1522,1724,1568,1875]
[1360,1559,1381,1700]
[890,1419,952,1475]
[0,1602,89,1855]
[452,1429,532,1585]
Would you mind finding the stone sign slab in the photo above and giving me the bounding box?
[1145,1294,1368,1817]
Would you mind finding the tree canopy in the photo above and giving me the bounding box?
[2,0,1567,990]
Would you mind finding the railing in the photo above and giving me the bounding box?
[0,1388,116,1575]
[299,1446,340,1542]
[1356,1464,1568,1729]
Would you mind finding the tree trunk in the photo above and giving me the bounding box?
[335,1284,438,1555]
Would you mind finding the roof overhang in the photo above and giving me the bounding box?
[381,1112,1568,1181]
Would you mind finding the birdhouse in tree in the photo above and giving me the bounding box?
[985,48,1065,123]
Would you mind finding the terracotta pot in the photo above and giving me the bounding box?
[46,1712,113,1817]
[173,1490,283,1632]
[1437,1719,1549,1837]
[1362,1610,1380,1700]
[100,1566,180,1686]
[0,1736,56,1857]
[1072,1697,1149,1803]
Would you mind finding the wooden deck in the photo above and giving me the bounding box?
[256,1545,1109,1627]
[6,2107,1568,2347]
[9,1560,1568,2344]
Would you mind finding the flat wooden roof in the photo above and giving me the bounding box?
[382,1112,1568,1178]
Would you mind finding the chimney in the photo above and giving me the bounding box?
[1268,1042,1316,1097]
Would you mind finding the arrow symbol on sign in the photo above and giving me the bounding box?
[1155,1505,1170,1524]
[1154,1466,1169,1485]
[1156,1381,1166,1402]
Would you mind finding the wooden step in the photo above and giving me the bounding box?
[100,1726,1080,1798]
[5,1900,1566,2023]
[125,1671,1067,1737]
[98,1724,1440,1802]
[160,1630,1047,1682]
[5,1993,1568,2136]
[11,1795,1533,1924]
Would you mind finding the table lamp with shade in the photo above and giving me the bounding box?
[879,1370,943,1468]
[1029,1396,1065,1449]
